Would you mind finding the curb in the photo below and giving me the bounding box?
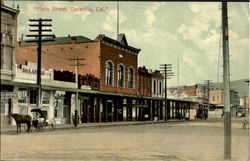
[1,120,187,134]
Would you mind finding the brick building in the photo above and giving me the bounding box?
[16,33,145,123]
[137,66,151,97]
[17,34,140,95]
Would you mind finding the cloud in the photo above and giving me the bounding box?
[144,2,165,27]
[103,9,126,32]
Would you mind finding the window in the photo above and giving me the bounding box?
[42,90,50,104]
[154,80,156,94]
[147,79,150,93]
[117,64,125,87]
[18,105,28,114]
[30,89,37,104]
[105,61,113,86]
[138,78,141,92]
[18,88,27,103]
[159,81,162,94]
[1,46,4,69]
[128,67,134,89]
[213,96,215,101]
[54,98,63,118]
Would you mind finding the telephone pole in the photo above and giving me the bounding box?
[69,57,84,127]
[222,2,231,160]
[205,80,213,119]
[26,18,55,109]
[160,64,174,122]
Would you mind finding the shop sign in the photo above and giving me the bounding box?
[1,92,18,99]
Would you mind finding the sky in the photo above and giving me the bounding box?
[4,1,249,87]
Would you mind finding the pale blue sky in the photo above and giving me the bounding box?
[5,1,249,87]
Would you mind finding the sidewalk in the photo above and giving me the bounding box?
[1,119,185,134]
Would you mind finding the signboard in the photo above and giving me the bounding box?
[1,92,18,103]
[1,92,18,99]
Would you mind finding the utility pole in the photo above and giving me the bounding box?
[117,0,119,40]
[222,2,231,160]
[205,80,213,119]
[26,18,55,109]
[69,57,84,127]
[160,64,174,122]
[177,58,179,98]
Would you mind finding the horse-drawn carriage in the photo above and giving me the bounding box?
[31,108,56,131]
[10,109,56,133]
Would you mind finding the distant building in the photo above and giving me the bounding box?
[137,66,151,97]
[150,70,164,98]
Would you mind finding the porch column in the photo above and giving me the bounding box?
[132,99,136,121]
[116,98,119,122]
[99,97,101,123]
[93,96,97,123]
[111,98,114,122]
[105,100,108,122]
[150,100,153,121]
[123,98,127,121]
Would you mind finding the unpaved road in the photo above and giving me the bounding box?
[1,119,249,161]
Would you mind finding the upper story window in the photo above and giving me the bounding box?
[147,79,150,93]
[105,61,114,86]
[42,90,50,104]
[138,78,141,92]
[159,81,162,94]
[117,64,125,88]
[30,89,37,104]
[128,67,135,89]
[18,88,27,103]
[153,80,156,94]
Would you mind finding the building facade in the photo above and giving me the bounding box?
[1,2,19,125]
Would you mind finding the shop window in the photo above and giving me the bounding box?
[42,90,50,104]
[105,61,114,86]
[30,89,37,104]
[117,64,125,88]
[18,89,27,103]
[128,67,134,89]
[18,105,28,114]
[54,98,63,118]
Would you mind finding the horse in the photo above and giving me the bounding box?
[10,113,32,133]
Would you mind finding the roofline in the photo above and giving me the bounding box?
[100,35,141,53]
[1,4,19,14]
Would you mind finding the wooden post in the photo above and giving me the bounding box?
[111,98,114,122]
[117,98,119,122]
[105,100,108,122]
[99,97,101,123]
[150,100,153,121]
[93,96,96,123]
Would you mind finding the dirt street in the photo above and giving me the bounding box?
[1,119,249,161]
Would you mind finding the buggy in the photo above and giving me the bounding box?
[31,108,56,131]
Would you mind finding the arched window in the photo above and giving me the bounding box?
[128,67,134,89]
[105,61,113,86]
[159,81,162,94]
[117,64,125,87]
[153,80,156,94]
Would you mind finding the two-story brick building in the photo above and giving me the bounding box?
[16,33,143,123]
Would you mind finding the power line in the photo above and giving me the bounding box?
[69,57,84,127]
[159,64,174,122]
